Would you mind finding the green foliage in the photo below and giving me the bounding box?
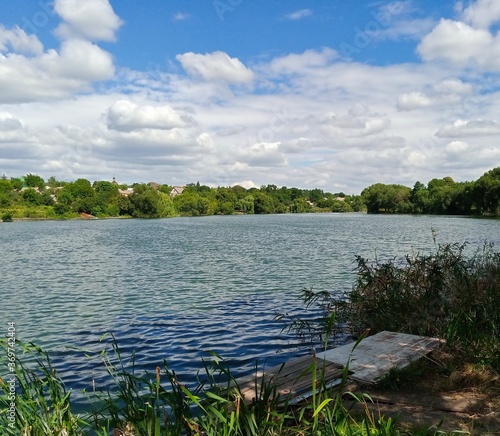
[10,178,24,190]
[473,167,500,215]
[331,199,353,213]
[237,195,255,214]
[0,340,87,435]
[289,197,311,213]
[24,173,45,189]
[130,186,176,218]
[0,179,12,194]
[376,361,424,392]
[362,184,412,213]
[2,166,500,219]
[173,190,214,216]
[1,211,13,222]
[253,191,275,214]
[351,243,500,369]
[0,194,12,208]
[21,188,44,206]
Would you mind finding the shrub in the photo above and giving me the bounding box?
[351,243,500,370]
[1,211,13,222]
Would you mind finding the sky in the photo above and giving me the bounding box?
[1,0,500,194]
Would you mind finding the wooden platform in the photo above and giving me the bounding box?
[231,331,443,405]
[319,331,444,384]
[233,354,345,405]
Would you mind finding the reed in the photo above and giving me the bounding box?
[1,333,397,435]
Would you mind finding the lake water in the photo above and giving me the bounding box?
[1,213,499,406]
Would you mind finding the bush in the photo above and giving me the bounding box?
[283,243,500,370]
[351,243,500,369]
[1,212,13,222]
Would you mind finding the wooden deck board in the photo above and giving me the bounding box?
[230,331,444,404]
[233,357,345,404]
[318,331,444,384]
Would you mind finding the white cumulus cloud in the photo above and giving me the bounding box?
[176,51,254,84]
[106,100,192,132]
[463,0,500,28]
[418,18,500,71]
[0,25,43,55]
[0,38,114,103]
[54,0,123,42]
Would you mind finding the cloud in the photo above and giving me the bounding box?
[234,142,287,167]
[0,38,114,103]
[0,113,29,143]
[397,79,473,111]
[284,9,313,21]
[462,0,500,28]
[54,0,123,42]
[266,48,338,76]
[52,39,115,81]
[176,51,254,84]
[0,113,23,131]
[436,119,500,138]
[106,100,193,132]
[0,25,43,55]
[418,19,500,70]
[368,17,436,41]
[445,140,470,155]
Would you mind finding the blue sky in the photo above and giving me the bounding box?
[1,0,500,193]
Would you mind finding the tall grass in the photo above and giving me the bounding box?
[0,341,87,435]
[1,332,397,435]
[351,242,500,369]
[287,242,500,371]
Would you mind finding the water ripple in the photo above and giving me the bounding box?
[2,214,499,406]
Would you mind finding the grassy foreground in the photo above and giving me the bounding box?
[2,242,499,435]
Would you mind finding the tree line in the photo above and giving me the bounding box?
[362,167,500,216]
[0,167,499,220]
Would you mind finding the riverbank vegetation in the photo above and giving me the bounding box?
[2,243,499,434]
[1,166,499,220]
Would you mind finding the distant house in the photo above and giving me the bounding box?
[118,188,134,197]
[20,187,42,194]
[170,186,186,198]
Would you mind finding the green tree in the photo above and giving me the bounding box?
[410,181,430,213]
[93,180,120,216]
[290,198,311,213]
[362,183,411,213]
[173,191,213,216]
[331,199,353,212]
[10,178,23,190]
[22,188,44,206]
[130,186,176,218]
[236,195,254,214]
[0,194,12,207]
[0,179,12,194]
[24,173,45,189]
[253,192,275,214]
[215,188,237,215]
[473,168,500,215]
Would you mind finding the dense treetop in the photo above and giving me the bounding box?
[0,167,499,220]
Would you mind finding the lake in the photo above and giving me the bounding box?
[1,213,499,406]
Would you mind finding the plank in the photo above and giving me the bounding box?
[230,356,345,404]
[318,331,444,384]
